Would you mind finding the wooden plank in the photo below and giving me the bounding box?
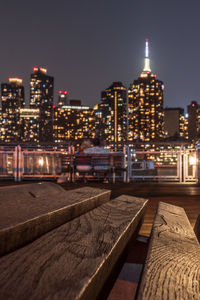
[137,202,200,300]
[194,214,200,243]
[0,183,111,256]
[0,195,148,300]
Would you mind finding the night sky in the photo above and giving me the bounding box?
[0,0,200,111]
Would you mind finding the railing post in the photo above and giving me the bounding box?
[14,146,18,182]
[123,146,127,182]
[18,145,22,182]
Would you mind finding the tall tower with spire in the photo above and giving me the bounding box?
[128,39,164,142]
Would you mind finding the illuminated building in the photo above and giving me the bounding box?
[98,82,127,150]
[53,100,95,143]
[164,108,188,139]
[30,67,54,142]
[58,90,68,107]
[20,108,40,143]
[1,78,25,142]
[187,101,200,141]
[128,39,164,142]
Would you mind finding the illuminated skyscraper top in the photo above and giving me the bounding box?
[143,38,151,72]
[128,39,164,142]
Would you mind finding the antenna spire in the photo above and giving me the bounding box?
[143,38,151,72]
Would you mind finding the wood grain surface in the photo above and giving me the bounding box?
[0,183,111,256]
[0,195,148,300]
[137,201,200,300]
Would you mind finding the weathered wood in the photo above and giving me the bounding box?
[0,183,111,256]
[0,195,148,300]
[194,214,200,243]
[137,202,200,300]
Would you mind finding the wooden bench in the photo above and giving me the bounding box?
[0,183,111,256]
[0,183,148,299]
[136,202,200,300]
[1,183,199,300]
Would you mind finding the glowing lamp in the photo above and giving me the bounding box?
[33,67,38,72]
[64,91,68,95]
[38,158,44,166]
[53,105,56,109]
[189,156,196,166]
[59,91,62,94]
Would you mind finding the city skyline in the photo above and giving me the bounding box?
[0,1,200,110]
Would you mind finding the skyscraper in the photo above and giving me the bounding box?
[20,108,40,143]
[98,82,127,150]
[30,67,54,142]
[128,39,164,142]
[1,78,25,142]
[58,90,68,107]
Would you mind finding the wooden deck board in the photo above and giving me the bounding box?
[137,202,200,300]
[0,183,111,256]
[0,195,148,300]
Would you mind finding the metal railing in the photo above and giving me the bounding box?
[0,145,198,183]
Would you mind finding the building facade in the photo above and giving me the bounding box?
[97,81,127,150]
[128,39,164,142]
[30,67,54,142]
[53,101,95,143]
[19,108,40,143]
[1,78,25,142]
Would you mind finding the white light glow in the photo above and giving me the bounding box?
[145,39,149,58]
[189,156,196,166]
[38,158,44,166]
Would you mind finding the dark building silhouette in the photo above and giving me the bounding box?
[128,39,164,142]
[1,78,25,142]
[30,67,54,142]
[69,99,82,106]
[97,81,127,150]
[164,107,188,139]
[187,101,200,141]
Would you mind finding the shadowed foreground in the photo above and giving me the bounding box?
[0,181,199,299]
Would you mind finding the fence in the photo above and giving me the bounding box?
[0,145,198,183]
[126,148,197,183]
[0,146,68,181]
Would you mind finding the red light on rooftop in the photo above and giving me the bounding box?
[59,90,62,94]
[53,105,56,109]
[146,38,149,42]
[64,91,68,95]
[33,67,38,72]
